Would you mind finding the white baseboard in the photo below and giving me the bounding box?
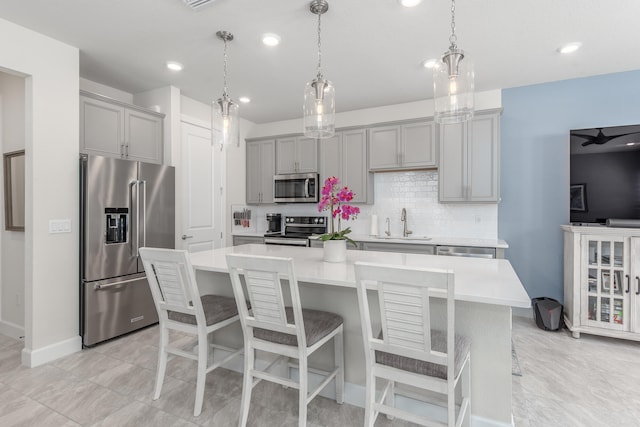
[0,319,25,340]
[212,348,513,427]
[21,335,82,368]
[512,307,532,318]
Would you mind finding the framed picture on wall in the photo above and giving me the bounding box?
[570,183,588,212]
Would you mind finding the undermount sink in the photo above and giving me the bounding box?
[373,235,432,241]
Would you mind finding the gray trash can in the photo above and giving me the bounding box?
[532,297,564,331]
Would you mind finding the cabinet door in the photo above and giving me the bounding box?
[631,237,640,332]
[246,141,262,204]
[275,137,298,174]
[402,121,436,168]
[259,140,276,203]
[125,109,163,164]
[438,121,467,201]
[581,235,629,332]
[468,113,499,201]
[295,137,318,173]
[80,96,124,157]
[320,133,342,185]
[343,129,370,203]
[368,125,400,170]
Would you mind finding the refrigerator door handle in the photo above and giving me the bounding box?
[94,276,144,290]
[130,180,142,257]
[140,180,147,249]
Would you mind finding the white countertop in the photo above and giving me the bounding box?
[233,232,508,249]
[190,244,530,308]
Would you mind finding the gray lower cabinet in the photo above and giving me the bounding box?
[368,120,436,171]
[246,139,275,204]
[320,128,373,203]
[438,110,500,202]
[276,136,318,174]
[233,235,264,246]
[80,91,164,164]
[360,242,436,255]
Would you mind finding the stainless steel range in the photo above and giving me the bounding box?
[264,216,327,247]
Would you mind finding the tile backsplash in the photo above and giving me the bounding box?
[247,171,498,239]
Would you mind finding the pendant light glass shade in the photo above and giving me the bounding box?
[213,95,240,147]
[304,76,335,138]
[433,48,474,124]
[303,0,335,139]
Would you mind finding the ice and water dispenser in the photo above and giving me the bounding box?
[105,208,128,244]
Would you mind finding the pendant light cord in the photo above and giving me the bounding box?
[449,0,457,50]
[222,37,229,98]
[316,11,323,79]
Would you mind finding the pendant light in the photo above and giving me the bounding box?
[212,30,240,147]
[433,0,474,124]
[303,0,335,139]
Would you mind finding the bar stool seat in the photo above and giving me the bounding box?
[168,294,239,326]
[254,307,343,347]
[375,330,471,380]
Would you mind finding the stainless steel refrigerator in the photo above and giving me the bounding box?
[80,154,175,346]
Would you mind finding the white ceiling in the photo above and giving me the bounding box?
[2,0,640,124]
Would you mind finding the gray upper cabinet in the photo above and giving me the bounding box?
[320,128,373,204]
[80,91,164,164]
[246,139,275,204]
[438,111,500,203]
[368,120,436,171]
[276,136,318,174]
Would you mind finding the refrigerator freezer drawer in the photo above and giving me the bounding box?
[83,274,158,346]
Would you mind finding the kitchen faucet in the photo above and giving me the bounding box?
[385,217,391,236]
[401,208,412,237]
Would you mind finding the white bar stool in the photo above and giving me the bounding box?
[354,261,471,427]
[226,253,344,427]
[140,247,243,417]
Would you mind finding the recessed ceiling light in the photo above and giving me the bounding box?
[238,96,251,103]
[422,58,438,69]
[262,33,281,47]
[166,61,183,71]
[557,42,582,54]
[399,0,422,7]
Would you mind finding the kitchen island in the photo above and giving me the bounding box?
[190,244,530,426]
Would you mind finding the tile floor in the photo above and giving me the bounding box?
[1,316,639,426]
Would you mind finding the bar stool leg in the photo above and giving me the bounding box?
[334,328,344,404]
[239,344,254,427]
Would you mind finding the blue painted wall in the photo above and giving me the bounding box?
[500,70,640,303]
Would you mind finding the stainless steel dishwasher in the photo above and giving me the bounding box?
[436,245,496,259]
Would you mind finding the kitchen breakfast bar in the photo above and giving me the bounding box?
[190,244,530,426]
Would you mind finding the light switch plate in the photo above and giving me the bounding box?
[49,219,71,234]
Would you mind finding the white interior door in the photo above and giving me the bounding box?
[180,120,223,252]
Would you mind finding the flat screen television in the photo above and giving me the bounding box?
[570,124,640,224]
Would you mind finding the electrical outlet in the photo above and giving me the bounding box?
[49,219,72,234]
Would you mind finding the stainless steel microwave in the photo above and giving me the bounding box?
[273,173,319,203]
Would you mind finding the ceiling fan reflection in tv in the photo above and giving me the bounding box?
[573,127,640,146]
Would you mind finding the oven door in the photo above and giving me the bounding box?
[264,237,310,247]
[273,173,319,203]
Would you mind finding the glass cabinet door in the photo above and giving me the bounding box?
[582,235,628,331]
